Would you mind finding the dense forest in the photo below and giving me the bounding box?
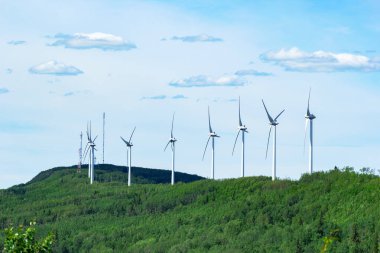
[0,165,379,252]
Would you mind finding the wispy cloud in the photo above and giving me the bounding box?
[169,75,246,88]
[29,60,83,76]
[163,34,223,43]
[5,68,13,74]
[49,32,136,51]
[64,92,75,97]
[260,47,380,72]
[63,90,90,97]
[141,94,188,100]
[141,95,167,100]
[235,69,273,76]
[0,121,42,133]
[172,94,188,99]
[0,88,9,94]
[7,40,26,46]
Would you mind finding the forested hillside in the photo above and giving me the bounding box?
[0,166,379,252]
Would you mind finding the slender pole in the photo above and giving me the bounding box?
[79,132,82,172]
[102,112,105,164]
[171,143,175,185]
[309,120,313,174]
[241,131,245,177]
[128,147,131,186]
[272,126,277,181]
[211,137,215,179]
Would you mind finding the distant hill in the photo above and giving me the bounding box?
[27,164,204,185]
[0,166,379,252]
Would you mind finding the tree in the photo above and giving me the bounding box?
[3,221,54,253]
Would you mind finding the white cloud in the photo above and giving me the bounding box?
[49,32,136,51]
[235,69,273,76]
[261,47,380,72]
[163,34,223,43]
[29,60,83,76]
[169,75,246,88]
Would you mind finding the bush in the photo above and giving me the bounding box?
[3,222,54,253]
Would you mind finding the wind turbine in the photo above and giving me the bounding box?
[232,97,248,177]
[121,127,136,186]
[164,113,177,185]
[262,100,285,181]
[202,106,220,179]
[83,122,97,184]
[304,89,316,174]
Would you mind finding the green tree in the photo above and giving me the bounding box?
[3,222,54,253]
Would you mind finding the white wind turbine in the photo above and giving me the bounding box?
[202,106,220,179]
[232,97,248,177]
[304,89,316,174]
[121,127,136,187]
[83,122,97,184]
[262,100,285,181]
[164,113,177,185]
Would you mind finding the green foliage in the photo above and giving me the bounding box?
[0,165,379,252]
[3,222,54,253]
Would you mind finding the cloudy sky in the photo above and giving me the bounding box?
[1,0,380,188]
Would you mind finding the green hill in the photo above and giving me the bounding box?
[0,166,379,252]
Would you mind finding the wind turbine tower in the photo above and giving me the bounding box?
[262,100,285,181]
[232,97,248,177]
[121,127,136,186]
[164,113,177,185]
[202,107,220,179]
[304,89,316,174]
[83,122,97,184]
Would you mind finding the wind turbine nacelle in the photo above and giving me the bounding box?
[305,114,316,120]
[210,132,219,137]
[270,122,279,126]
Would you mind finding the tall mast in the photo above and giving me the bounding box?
[78,132,82,173]
[102,112,105,164]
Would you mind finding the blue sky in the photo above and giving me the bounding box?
[1,0,380,188]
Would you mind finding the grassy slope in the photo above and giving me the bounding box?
[0,166,379,252]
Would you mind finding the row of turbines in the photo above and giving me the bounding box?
[80,90,316,186]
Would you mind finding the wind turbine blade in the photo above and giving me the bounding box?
[82,146,90,162]
[265,126,272,159]
[93,135,98,143]
[303,119,309,156]
[274,109,285,121]
[232,130,241,155]
[129,127,136,143]
[83,142,89,156]
[208,106,213,133]
[239,97,242,126]
[262,100,274,123]
[86,122,90,140]
[90,121,92,140]
[202,136,211,160]
[164,141,171,151]
[171,113,175,138]
[120,136,128,145]
[307,88,311,116]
